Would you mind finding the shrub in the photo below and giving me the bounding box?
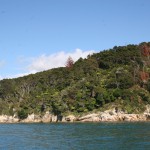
[18,109,28,120]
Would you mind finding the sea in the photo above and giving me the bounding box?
[0,122,150,150]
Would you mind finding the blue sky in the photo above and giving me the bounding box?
[0,0,150,79]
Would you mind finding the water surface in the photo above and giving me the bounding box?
[0,122,150,150]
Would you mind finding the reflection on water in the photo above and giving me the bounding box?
[0,122,150,150]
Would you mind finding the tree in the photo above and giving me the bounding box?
[140,43,150,58]
[65,56,74,68]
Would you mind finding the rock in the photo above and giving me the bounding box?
[61,116,66,122]
[0,106,149,123]
[137,114,147,121]
[145,114,150,120]
[0,115,9,123]
[33,115,42,122]
[144,105,150,114]
[21,113,34,123]
[0,115,19,123]
[65,115,76,122]
[57,115,64,122]
[51,115,57,122]
[21,113,41,123]
[100,112,118,122]
[123,114,138,121]
[105,108,125,116]
[18,112,65,123]
[78,113,100,122]
[42,111,52,123]
[121,114,146,121]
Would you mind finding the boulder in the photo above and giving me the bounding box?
[61,116,66,122]
[42,111,52,123]
[121,114,146,121]
[145,114,150,120]
[78,113,100,122]
[51,115,57,122]
[0,115,19,123]
[144,105,150,114]
[0,115,9,123]
[100,112,119,122]
[65,115,76,122]
[21,113,41,123]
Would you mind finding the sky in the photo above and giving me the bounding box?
[0,0,150,79]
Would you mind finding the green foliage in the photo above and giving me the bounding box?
[18,109,28,119]
[0,42,150,116]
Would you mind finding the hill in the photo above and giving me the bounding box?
[0,42,150,119]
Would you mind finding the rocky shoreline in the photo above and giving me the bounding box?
[0,106,150,123]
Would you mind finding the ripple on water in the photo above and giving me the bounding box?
[0,122,150,150]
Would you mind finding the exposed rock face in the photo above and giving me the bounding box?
[42,112,52,123]
[21,113,41,123]
[76,108,148,122]
[122,114,146,121]
[77,114,100,122]
[65,115,76,122]
[0,115,19,123]
[100,108,148,122]
[51,115,57,122]
[144,105,150,115]
[0,106,150,123]
[100,112,118,122]
[146,114,150,120]
[143,105,150,120]
[21,112,59,123]
[20,112,66,123]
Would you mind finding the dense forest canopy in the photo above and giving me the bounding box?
[0,42,150,118]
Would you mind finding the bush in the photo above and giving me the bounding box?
[18,109,28,120]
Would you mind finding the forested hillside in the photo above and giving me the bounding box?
[0,42,150,119]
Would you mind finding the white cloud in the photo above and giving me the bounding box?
[27,49,95,72]
[0,49,95,80]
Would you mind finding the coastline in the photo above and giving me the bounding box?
[0,107,150,123]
